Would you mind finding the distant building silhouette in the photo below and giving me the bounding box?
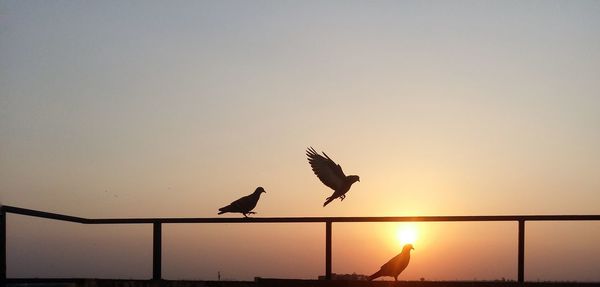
[318,273,369,281]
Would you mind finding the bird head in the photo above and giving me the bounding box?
[403,244,414,251]
[348,175,360,183]
[255,187,266,194]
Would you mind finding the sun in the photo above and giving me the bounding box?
[396,224,418,246]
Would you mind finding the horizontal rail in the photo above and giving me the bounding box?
[1,206,87,223]
[3,205,600,283]
[3,205,600,224]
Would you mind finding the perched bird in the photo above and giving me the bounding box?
[369,244,414,281]
[306,147,360,206]
[218,187,266,217]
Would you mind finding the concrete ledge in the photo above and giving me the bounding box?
[6,278,600,287]
[256,278,600,287]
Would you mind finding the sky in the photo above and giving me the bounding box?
[1,0,600,282]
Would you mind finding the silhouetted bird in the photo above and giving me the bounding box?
[218,187,266,217]
[306,147,360,206]
[369,244,414,281]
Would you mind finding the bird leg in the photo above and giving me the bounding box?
[340,195,346,201]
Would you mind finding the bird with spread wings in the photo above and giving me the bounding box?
[218,187,266,217]
[306,147,360,207]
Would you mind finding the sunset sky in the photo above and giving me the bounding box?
[1,0,599,282]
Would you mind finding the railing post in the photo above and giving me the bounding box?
[325,221,332,280]
[518,219,525,283]
[153,222,162,280]
[1,207,6,284]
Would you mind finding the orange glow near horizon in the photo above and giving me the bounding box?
[396,223,418,247]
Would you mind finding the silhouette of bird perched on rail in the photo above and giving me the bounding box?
[306,147,360,206]
[369,244,414,281]
[218,187,266,217]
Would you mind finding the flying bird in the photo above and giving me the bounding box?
[306,147,360,206]
[369,244,414,281]
[218,187,266,217]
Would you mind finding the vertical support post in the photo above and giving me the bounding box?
[518,219,525,283]
[1,207,6,284]
[153,222,162,280]
[325,221,332,280]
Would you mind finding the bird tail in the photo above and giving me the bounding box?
[368,270,382,281]
[218,206,230,215]
[323,196,335,207]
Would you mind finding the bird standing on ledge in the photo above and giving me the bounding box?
[369,244,414,281]
[306,147,360,206]
[218,187,266,217]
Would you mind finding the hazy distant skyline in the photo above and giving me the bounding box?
[1,0,599,282]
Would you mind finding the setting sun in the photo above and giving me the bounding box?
[396,224,418,246]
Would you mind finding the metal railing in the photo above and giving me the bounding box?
[1,205,599,283]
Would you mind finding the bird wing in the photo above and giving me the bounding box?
[306,147,346,191]
[380,252,409,274]
[380,253,401,269]
[225,194,255,212]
